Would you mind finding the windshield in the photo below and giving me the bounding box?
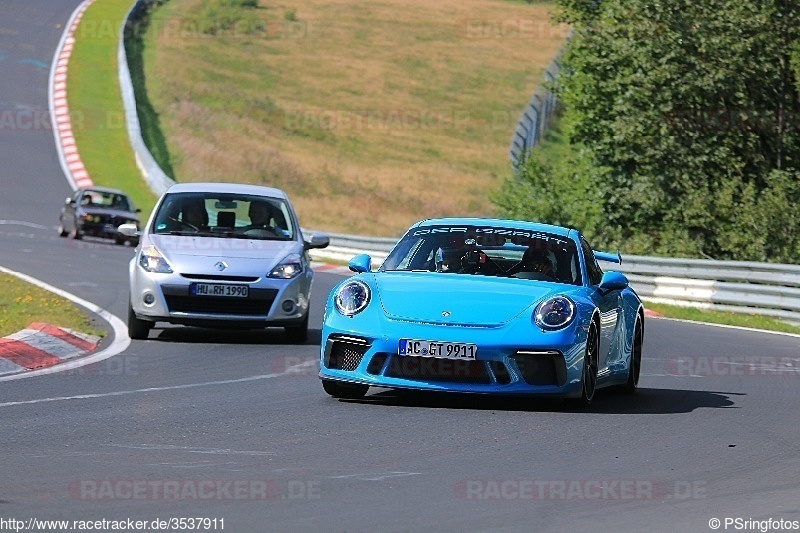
[151,192,295,240]
[380,225,581,285]
[82,190,133,211]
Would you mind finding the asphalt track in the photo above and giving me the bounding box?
[1,2,800,531]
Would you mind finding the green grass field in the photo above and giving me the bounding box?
[0,274,105,338]
[137,0,566,236]
[68,0,157,216]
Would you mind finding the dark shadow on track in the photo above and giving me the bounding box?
[337,387,742,414]
[151,327,322,346]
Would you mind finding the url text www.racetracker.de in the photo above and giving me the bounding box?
[0,516,225,531]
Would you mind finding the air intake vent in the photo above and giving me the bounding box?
[324,335,371,371]
[511,351,566,386]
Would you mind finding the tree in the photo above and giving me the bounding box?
[498,0,800,261]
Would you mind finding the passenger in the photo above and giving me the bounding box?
[182,199,208,231]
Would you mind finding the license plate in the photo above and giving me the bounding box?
[190,283,249,298]
[398,339,477,360]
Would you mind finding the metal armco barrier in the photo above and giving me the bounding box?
[608,257,800,323]
[509,31,572,167]
[119,0,177,196]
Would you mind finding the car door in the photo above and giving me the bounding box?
[580,237,620,375]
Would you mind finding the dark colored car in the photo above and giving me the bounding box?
[58,187,141,245]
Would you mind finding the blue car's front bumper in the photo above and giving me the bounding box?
[319,317,589,397]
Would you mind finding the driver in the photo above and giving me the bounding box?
[247,202,270,228]
[241,201,279,235]
[518,248,554,277]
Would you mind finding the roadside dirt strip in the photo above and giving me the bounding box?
[0,322,99,376]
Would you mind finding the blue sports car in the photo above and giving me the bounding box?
[319,218,644,406]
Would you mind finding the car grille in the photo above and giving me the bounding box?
[511,351,566,386]
[384,355,491,384]
[162,287,278,316]
[324,335,370,371]
[86,214,133,226]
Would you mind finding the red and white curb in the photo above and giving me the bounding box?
[0,322,99,376]
[311,262,353,277]
[49,0,97,191]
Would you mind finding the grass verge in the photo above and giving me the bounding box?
[644,301,800,335]
[0,274,105,338]
[139,0,565,236]
[68,0,157,216]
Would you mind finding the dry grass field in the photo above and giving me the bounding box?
[142,0,565,236]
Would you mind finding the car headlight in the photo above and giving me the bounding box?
[139,246,173,274]
[268,253,303,279]
[334,280,370,316]
[534,296,575,330]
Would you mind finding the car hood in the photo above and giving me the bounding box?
[148,234,301,271]
[374,272,561,327]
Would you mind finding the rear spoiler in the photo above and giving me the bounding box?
[594,250,622,264]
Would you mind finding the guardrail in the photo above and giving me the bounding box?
[116,6,800,325]
[509,31,572,167]
[607,256,800,323]
[119,0,177,196]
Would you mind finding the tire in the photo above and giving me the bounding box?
[68,224,82,240]
[575,321,599,408]
[622,318,643,394]
[284,312,309,343]
[322,379,369,399]
[128,303,152,340]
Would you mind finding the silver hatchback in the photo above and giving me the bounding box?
[120,183,329,341]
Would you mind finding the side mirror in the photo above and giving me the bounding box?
[65,197,73,205]
[348,254,372,273]
[304,233,330,250]
[598,271,628,292]
[118,223,140,238]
